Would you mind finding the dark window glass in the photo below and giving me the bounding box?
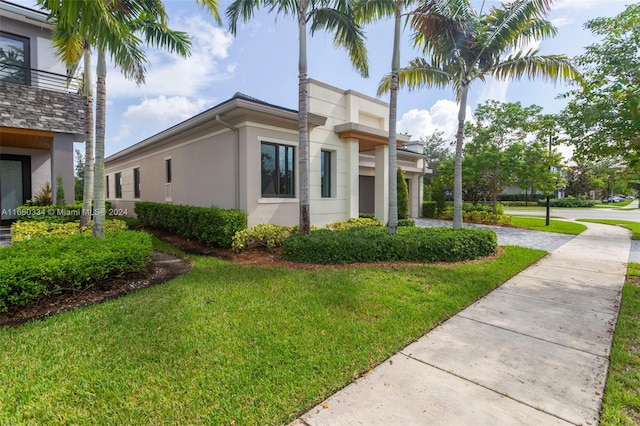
[261,142,294,197]
[321,150,332,198]
[115,172,122,198]
[0,31,30,85]
[166,159,172,183]
[106,175,110,198]
[134,167,140,198]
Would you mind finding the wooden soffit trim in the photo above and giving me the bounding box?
[0,127,54,150]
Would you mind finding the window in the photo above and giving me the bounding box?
[261,142,294,197]
[0,31,30,85]
[115,172,122,198]
[133,167,140,198]
[165,159,172,183]
[106,175,110,198]
[321,150,332,198]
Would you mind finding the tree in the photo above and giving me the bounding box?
[55,175,66,208]
[227,0,369,234]
[421,130,452,185]
[560,4,640,166]
[43,0,215,237]
[380,0,579,229]
[356,0,419,234]
[397,168,409,219]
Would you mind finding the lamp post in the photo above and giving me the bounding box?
[545,135,552,226]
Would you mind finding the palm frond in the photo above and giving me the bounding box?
[353,0,396,24]
[195,0,223,24]
[226,0,264,35]
[490,51,581,83]
[378,57,452,95]
[134,18,192,57]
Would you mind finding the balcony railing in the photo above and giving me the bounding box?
[0,62,81,94]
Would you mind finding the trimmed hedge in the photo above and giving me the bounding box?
[232,224,295,252]
[135,202,247,248]
[422,201,437,218]
[16,202,113,223]
[282,226,497,264]
[0,231,152,312]
[11,219,127,243]
[398,218,415,227]
[536,197,598,208]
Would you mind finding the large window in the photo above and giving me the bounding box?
[321,150,332,198]
[133,167,140,198]
[115,172,122,199]
[0,31,30,85]
[165,158,172,183]
[261,142,294,197]
[106,175,110,198]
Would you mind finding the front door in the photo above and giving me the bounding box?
[0,155,31,224]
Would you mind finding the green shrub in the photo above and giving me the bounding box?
[0,231,152,312]
[16,204,82,223]
[232,224,295,252]
[422,201,437,218]
[358,213,377,219]
[55,175,66,208]
[135,202,247,248]
[282,226,497,264]
[398,219,415,227]
[536,197,597,208]
[324,217,384,231]
[29,182,52,206]
[439,209,511,225]
[501,201,533,207]
[10,219,127,243]
[397,168,409,220]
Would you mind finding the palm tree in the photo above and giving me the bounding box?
[380,0,579,229]
[227,0,369,234]
[356,0,418,235]
[43,0,219,237]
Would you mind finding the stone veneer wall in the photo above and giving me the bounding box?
[0,81,84,135]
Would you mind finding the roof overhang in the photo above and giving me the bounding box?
[0,1,50,28]
[0,126,53,150]
[334,122,411,152]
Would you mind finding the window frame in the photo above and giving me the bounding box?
[0,31,31,85]
[321,150,333,198]
[260,141,295,198]
[165,158,172,184]
[106,175,110,199]
[133,167,141,199]
[114,172,122,199]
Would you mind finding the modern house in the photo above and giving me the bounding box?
[0,0,83,225]
[105,80,428,227]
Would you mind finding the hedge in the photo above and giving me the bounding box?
[16,202,112,223]
[0,231,152,312]
[536,197,598,208]
[135,202,247,248]
[422,201,437,218]
[11,219,127,243]
[282,226,497,264]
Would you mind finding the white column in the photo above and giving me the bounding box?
[346,138,359,218]
[375,144,389,224]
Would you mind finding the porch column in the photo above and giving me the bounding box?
[345,138,359,218]
[374,144,388,224]
[51,133,74,205]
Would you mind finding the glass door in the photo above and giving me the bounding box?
[0,155,31,223]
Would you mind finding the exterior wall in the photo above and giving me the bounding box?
[51,133,74,204]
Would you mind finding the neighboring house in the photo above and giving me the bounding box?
[105,80,426,227]
[0,0,84,224]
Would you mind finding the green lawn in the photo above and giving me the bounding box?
[600,263,640,425]
[594,199,637,209]
[577,219,640,240]
[510,216,587,235]
[0,244,544,424]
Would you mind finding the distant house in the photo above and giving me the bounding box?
[0,0,84,224]
[105,80,427,227]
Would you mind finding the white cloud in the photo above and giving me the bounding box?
[106,15,234,98]
[397,99,473,143]
[552,0,620,10]
[551,17,573,27]
[111,96,209,143]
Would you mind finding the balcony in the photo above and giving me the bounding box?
[0,62,80,94]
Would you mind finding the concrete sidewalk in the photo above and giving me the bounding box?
[292,222,631,426]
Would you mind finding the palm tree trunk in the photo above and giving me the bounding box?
[298,3,310,235]
[453,84,469,230]
[80,44,94,228]
[387,9,401,235]
[93,49,106,238]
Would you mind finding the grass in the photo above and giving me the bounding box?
[0,245,544,424]
[594,199,637,209]
[510,216,587,235]
[577,219,640,240]
[600,263,640,425]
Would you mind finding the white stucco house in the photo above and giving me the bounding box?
[105,79,427,228]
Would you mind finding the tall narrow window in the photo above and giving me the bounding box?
[261,142,294,197]
[106,175,110,198]
[165,158,172,183]
[133,167,140,198]
[115,172,122,198]
[321,150,332,198]
[0,31,30,85]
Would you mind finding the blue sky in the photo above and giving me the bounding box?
[13,0,632,156]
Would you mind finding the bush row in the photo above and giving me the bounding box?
[16,202,112,223]
[282,226,497,264]
[536,197,598,208]
[439,209,512,225]
[0,231,152,312]
[135,202,247,247]
[11,219,127,243]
